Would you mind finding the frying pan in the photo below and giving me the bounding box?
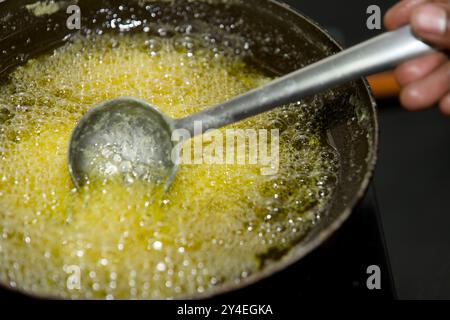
[0,0,378,299]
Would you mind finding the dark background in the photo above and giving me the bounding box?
[284,0,450,299]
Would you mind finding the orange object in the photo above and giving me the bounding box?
[367,71,401,99]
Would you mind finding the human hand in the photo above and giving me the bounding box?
[385,0,450,114]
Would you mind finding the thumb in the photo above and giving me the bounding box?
[411,3,450,49]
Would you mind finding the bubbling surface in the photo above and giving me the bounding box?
[0,32,339,299]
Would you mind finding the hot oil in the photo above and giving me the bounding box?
[0,30,339,298]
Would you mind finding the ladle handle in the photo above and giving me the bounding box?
[175,26,435,135]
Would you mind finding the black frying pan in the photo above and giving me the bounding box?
[0,0,378,299]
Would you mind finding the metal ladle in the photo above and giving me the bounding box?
[68,26,433,189]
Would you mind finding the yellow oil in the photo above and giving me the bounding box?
[0,33,338,299]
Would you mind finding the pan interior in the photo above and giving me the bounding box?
[0,0,376,299]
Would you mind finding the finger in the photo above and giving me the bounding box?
[394,52,447,86]
[385,0,427,30]
[411,2,450,49]
[400,61,450,110]
[439,92,450,114]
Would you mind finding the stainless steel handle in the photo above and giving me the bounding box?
[175,26,435,135]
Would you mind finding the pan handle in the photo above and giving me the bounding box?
[176,26,435,135]
[368,72,401,99]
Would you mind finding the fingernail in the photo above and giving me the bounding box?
[414,5,447,35]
